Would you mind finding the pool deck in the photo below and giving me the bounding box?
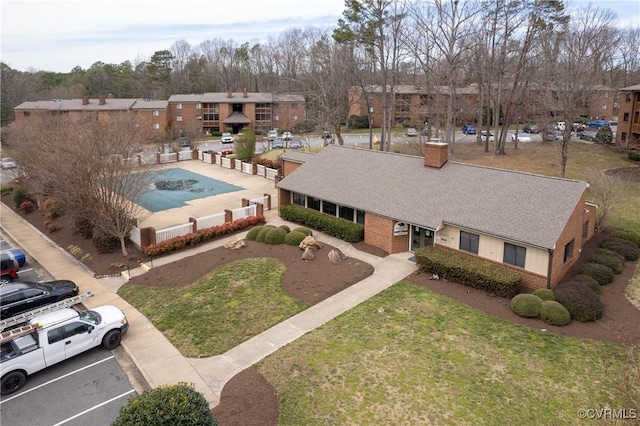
[135,160,278,230]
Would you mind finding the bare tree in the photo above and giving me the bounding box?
[584,168,633,232]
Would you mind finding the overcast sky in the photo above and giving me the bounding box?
[1,0,638,73]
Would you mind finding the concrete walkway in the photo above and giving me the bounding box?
[0,204,418,407]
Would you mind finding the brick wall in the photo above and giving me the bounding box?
[364,212,409,254]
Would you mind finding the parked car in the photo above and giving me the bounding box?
[1,158,17,169]
[511,133,532,142]
[556,122,566,131]
[544,129,563,141]
[267,130,278,141]
[221,132,234,144]
[271,138,284,149]
[0,280,79,319]
[405,128,418,137]
[461,124,476,135]
[220,147,234,156]
[578,130,598,141]
[586,120,608,128]
[1,249,26,268]
[0,253,19,284]
[572,123,586,132]
[289,139,303,149]
[282,131,293,141]
[480,131,494,142]
[522,124,540,134]
[179,137,191,147]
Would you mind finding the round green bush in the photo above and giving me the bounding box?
[613,230,640,247]
[111,382,218,426]
[510,293,543,318]
[245,226,264,241]
[278,225,291,233]
[532,288,556,301]
[264,227,287,245]
[284,230,307,246]
[600,237,639,261]
[12,187,29,209]
[572,274,601,294]
[255,227,272,242]
[292,227,312,236]
[554,281,603,322]
[577,262,614,286]
[591,248,625,274]
[539,300,571,326]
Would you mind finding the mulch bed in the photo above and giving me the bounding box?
[3,196,639,426]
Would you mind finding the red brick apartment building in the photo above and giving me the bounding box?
[277,143,596,289]
[349,84,617,129]
[13,90,305,139]
[616,84,640,147]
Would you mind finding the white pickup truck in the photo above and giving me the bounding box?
[0,305,129,395]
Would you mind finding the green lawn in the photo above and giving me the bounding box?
[257,281,640,425]
[117,258,309,357]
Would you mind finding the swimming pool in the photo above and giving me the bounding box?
[135,168,244,212]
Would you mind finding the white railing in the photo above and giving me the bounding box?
[242,162,253,174]
[234,160,242,171]
[265,167,278,180]
[129,227,141,247]
[221,157,232,168]
[156,222,194,243]
[197,212,226,230]
[231,204,257,221]
[215,154,222,165]
[159,153,178,163]
[202,152,212,163]
[249,195,270,210]
[179,150,192,161]
[256,164,265,176]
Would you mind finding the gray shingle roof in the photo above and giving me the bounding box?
[168,93,276,103]
[14,98,138,111]
[278,146,588,249]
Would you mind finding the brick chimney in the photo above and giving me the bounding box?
[243,88,248,98]
[99,96,106,105]
[424,142,449,168]
[227,90,233,98]
[82,96,89,105]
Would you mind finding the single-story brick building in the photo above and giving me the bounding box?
[277,143,597,289]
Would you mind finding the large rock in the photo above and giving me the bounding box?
[224,238,246,250]
[299,236,322,250]
[301,247,316,260]
[328,248,347,264]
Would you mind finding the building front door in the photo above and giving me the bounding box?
[411,226,434,251]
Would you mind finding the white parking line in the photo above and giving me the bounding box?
[53,389,135,426]
[0,356,114,404]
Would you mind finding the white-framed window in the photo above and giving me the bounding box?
[176,103,182,109]
[292,114,298,121]
[196,115,202,120]
[152,109,159,116]
[602,105,607,110]
[274,115,279,121]
[196,103,202,109]
[153,123,160,130]
[176,115,183,122]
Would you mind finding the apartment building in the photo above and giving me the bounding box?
[616,84,640,147]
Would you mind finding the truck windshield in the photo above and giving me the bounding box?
[78,310,101,325]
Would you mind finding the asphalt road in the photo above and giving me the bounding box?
[0,347,136,426]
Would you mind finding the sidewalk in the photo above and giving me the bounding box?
[0,204,418,407]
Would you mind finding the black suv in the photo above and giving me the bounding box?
[0,280,79,319]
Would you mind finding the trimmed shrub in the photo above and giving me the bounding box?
[577,262,615,286]
[532,288,556,301]
[613,229,640,247]
[245,226,264,241]
[600,237,640,261]
[42,198,63,220]
[554,281,603,322]
[12,187,29,209]
[92,233,119,254]
[510,294,543,318]
[112,382,217,426]
[18,200,35,214]
[255,227,271,243]
[292,227,312,236]
[278,225,291,233]
[591,248,625,274]
[280,204,363,243]
[284,230,307,246]
[572,274,601,294]
[264,227,287,245]
[415,246,521,298]
[629,151,640,161]
[539,300,571,326]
